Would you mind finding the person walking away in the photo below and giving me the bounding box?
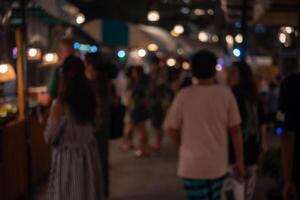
[278,73,300,200]
[147,55,171,151]
[39,38,75,106]
[84,52,117,198]
[44,56,104,200]
[123,66,150,157]
[223,61,268,200]
[164,50,244,200]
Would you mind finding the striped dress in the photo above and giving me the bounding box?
[44,111,105,200]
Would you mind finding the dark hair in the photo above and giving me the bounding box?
[191,50,217,79]
[85,52,118,79]
[61,56,96,124]
[232,61,258,104]
[85,53,118,96]
[128,66,147,85]
[147,54,160,64]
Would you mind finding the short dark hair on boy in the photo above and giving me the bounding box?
[191,50,217,79]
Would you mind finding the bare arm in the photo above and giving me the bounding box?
[229,125,244,177]
[49,99,65,120]
[260,123,268,153]
[167,128,181,150]
[44,99,65,144]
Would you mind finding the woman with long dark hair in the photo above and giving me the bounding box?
[44,56,104,200]
[223,61,267,200]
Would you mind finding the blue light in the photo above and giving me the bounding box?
[276,127,283,136]
[74,42,80,49]
[117,50,126,58]
[235,21,241,29]
[233,48,241,57]
[255,24,266,33]
[90,45,98,53]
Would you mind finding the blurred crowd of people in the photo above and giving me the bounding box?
[40,37,298,200]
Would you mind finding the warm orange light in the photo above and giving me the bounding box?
[0,63,16,82]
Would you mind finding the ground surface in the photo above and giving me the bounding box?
[35,129,279,200]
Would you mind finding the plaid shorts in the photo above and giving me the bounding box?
[183,176,225,200]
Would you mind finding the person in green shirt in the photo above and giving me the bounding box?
[40,38,75,106]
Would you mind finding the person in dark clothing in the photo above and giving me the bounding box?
[278,73,300,200]
[85,52,117,198]
[225,61,268,200]
[122,66,150,157]
[147,55,171,151]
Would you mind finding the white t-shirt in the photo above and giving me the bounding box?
[164,84,241,179]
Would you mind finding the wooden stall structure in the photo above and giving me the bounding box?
[0,115,51,199]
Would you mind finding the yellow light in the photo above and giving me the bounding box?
[194,9,205,16]
[171,30,180,37]
[174,24,184,35]
[76,13,85,25]
[0,63,16,82]
[235,34,243,44]
[279,33,287,44]
[147,10,160,22]
[27,48,42,61]
[212,35,219,43]
[225,35,234,46]
[207,9,214,15]
[147,43,159,52]
[43,53,59,65]
[0,64,9,74]
[137,49,147,58]
[167,58,176,67]
[28,48,37,57]
[182,62,190,70]
[285,26,293,34]
[198,31,209,42]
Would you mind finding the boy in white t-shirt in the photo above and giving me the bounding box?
[164,50,244,200]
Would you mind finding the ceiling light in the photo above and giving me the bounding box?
[171,30,180,37]
[167,58,176,67]
[194,9,206,16]
[225,35,234,46]
[148,10,160,22]
[212,35,219,43]
[147,43,159,52]
[207,9,214,15]
[235,34,243,44]
[198,31,209,42]
[137,49,147,57]
[174,24,185,35]
[27,48,42,61]
[0,63,16,82]
[233,48,241,57]
[182,62,190,70]
[43,53,59,65]
[117,50,126,58]
[76,13,85,25]
[285,26,294,34]
[279,33,287,44]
